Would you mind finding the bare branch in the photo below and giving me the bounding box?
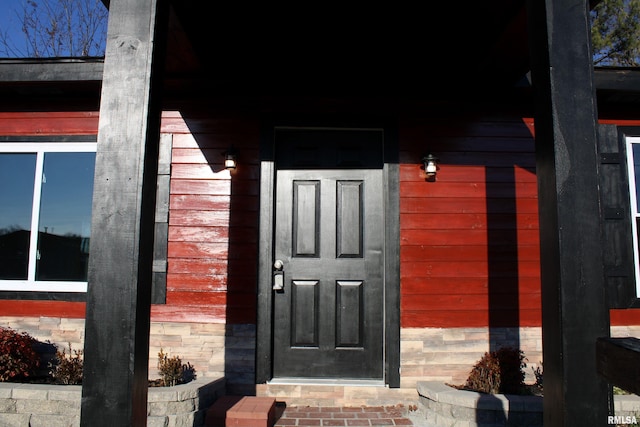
[0,0,107,58]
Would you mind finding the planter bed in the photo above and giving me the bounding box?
[417,381,640,427]
[417,381,542,427]
[0,377,225,427]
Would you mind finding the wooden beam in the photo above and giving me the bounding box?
[594,68,640,94]
[526,0,612,426]
[0,59,103,82]
[597,337,640,396]
[80,0,168,426]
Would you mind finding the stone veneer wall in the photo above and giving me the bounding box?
[257,328,545,406]
[400,327,544,388]
[401,325,640,388]
[0,317,256,394]
[2,317,639,407]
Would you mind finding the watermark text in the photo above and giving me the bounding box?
[608,415,638,425]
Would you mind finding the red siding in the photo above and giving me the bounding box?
[399,116,542,328]
[163,112,259,324]
[611,309,640,325]
[0,112,99,135]
[0,300,86,318]
[399,116,640,328]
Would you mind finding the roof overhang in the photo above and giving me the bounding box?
[90,1,634,100]
[0,58,103,110]
[0,59,638,113]
[0,58,103,82]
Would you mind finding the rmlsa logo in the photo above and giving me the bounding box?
[608,415,638,425]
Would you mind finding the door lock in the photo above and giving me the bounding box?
[273,259,284,291]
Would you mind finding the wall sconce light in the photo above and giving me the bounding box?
[422,153,439,179]
[224,147,237,170]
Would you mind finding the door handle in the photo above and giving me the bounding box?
[273,259,284,291]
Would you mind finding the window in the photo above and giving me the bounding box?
[0,142,96,292]
[625,136,640,298]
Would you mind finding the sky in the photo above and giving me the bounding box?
[0,0,31,57]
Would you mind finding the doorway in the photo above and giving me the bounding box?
[256,125,400,385]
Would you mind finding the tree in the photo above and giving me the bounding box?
[0,0,107,58]
[591,0,640,66]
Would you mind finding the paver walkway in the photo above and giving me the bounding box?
[273,405,415,426]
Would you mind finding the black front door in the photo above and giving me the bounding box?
[272,128,385,380]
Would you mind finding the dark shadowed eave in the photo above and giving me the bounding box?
[0,58,103,111]
[0,58,103,82]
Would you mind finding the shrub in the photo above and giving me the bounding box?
[532,363,543,391]
[49,343,83,385]
[462,347,526,394]
[0,327,40,381]
[613,386,631,395]
[156,348,196,387]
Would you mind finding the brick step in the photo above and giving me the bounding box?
[205,396,276,427]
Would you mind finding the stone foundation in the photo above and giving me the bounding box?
[402,325,640,388]
[257,327,547,407]
[0,317,256,393]
[2,317,638,409]
[401,327,544,388]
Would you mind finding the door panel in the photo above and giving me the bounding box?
[292,181,320,257]
[336,280,363,347]
[272,129,384,380]
[336,181,363,258]
[291,280,319,346]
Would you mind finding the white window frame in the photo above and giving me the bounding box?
[0,142,97,292]
[625,136,640,298]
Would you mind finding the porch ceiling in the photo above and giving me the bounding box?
[162,0,530,96]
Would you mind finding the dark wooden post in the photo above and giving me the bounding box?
[80,0,168,425]
[527,0,611,426]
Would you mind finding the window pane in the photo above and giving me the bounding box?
[36,152,95,281]
[633,144,640,213]
[0,153,36,279]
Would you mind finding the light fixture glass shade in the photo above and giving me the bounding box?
[422,154,438,177]
[224,154,236,169]
[224,151,237,169]
[425,160,437,175]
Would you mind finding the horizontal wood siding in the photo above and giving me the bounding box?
[399,117,542,328]
[0,112,99,135]
[163,112,259,324]
[1,111,639,328]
